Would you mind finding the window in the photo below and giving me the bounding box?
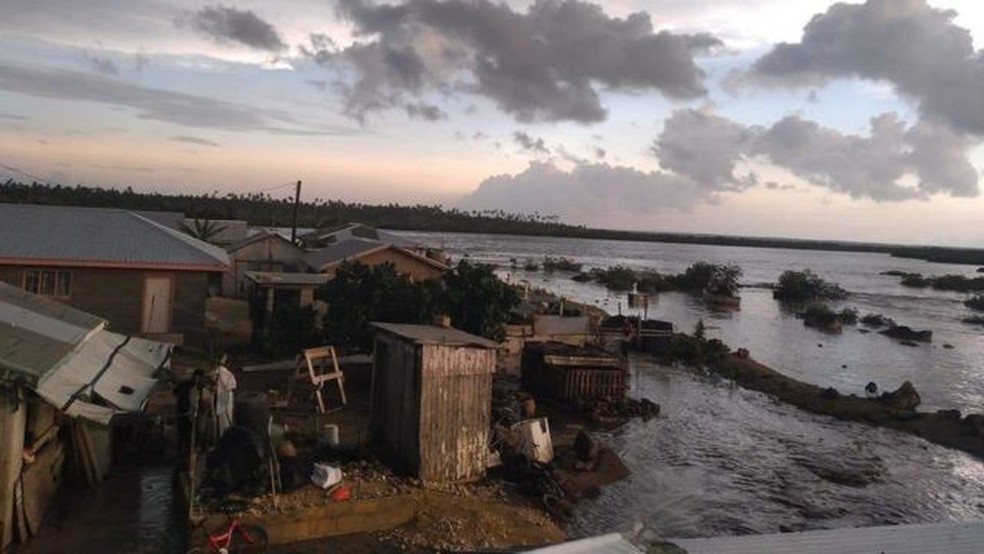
[24,270,72,297]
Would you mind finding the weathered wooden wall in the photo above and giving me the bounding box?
[0,266,211,344]
[370,334,495,483]
[0,387,26,550]
[369,334,422,475]
[418,345,494,483]
[223,237,305,297]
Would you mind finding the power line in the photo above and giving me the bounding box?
[1,161,298,198]
[0,162,73,189]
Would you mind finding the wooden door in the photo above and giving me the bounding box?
[142,276,172,333]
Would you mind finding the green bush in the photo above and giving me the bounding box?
[860,313,894,327]
[542,256,582,273]
[774,270,848,301]
[838,307,859,325]
[591,265,638,291]
[636,271,673,293]
[441,259,520,342]
[900,273,929,287]
[931,275,984,292]
[965,295,984,311]
[317,259,520,350]
[667,262,741,293]
[263,304,320,358]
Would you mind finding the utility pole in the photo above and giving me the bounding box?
[290,180,302,244]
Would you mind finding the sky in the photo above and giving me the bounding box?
[1,0,983,246]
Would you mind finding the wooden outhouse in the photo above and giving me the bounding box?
[369,323,498,483]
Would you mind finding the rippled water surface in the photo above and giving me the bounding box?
[397,231,984,538]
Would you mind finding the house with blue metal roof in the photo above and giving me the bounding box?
[0,203,229,345]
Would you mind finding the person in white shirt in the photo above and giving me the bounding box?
[214,355,237,438]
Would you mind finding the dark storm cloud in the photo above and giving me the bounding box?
[513,131,549,155]
[0,61,354,136]
[457,162,704,220]
[314,0,719,123]
[183,5,286,52]
[170,135,221,147]
[654,108,980,201]
[750,0,984,135]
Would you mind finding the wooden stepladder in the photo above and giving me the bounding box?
[286,346,347,414]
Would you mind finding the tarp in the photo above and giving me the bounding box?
[35,331,171,424]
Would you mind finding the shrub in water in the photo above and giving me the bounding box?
[774,270,848,301]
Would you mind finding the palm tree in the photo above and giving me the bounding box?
[179,218,227,243]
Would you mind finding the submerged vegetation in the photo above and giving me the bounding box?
[889,272,984,292]
[773,270,848,301]
[573,262,741,295]
[965,295,984,311]
[541,256,582,273]
[799,304,858,332]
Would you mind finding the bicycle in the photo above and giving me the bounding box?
[187,515,269,553]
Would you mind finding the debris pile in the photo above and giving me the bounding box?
[575,397,661,423]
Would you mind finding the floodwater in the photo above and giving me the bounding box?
[573,358,984,539]
[397,231,984,539]
[18,465,186,554]
[399,231,984,411]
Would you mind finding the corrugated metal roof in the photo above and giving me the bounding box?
[0,203,229,269]
[672,521,984,554]
[304,238,388,271]
[301,223,418,248]
[226,229,298,254]
[0,282,170,423]
[371,322,499,348]
[0,282,104,383]
[244,271,330,286]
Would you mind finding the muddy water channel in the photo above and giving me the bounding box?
[570,357,984,540]
[18,465,186,554]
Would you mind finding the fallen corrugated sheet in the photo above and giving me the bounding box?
[672,521,984,554]
[0,282,171,424]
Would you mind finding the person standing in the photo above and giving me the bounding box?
[215,355,237,438]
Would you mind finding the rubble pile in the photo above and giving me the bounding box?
[575,397,661,423]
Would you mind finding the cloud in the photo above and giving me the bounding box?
[749,0,984,135]
[654,108,980,201]
[654,108,755,190]
[83,51,119,76]
[0,113,28,121]
[183,5,286,52]
[404,101,446,120]
[457,162,705,222]
[513,131,549,155]
[313,0,719,123]
[0,61,354,136]
[170,135,221,147]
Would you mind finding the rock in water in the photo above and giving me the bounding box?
[881,381,921,411]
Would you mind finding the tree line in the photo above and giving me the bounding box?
[3,179,983,265]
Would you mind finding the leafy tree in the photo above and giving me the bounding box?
[318,262,432,349]
[439,259,520,342]
[317,259,519,350]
